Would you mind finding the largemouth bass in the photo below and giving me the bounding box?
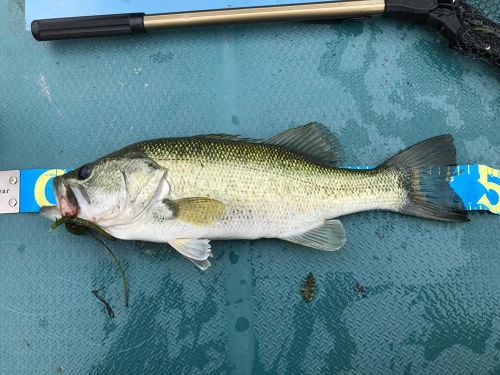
[41,123,467,270]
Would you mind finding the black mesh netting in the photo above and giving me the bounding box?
[451,1,500,67]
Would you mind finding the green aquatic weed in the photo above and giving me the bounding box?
[50,217,128,307]
[50,216,116,241]
[471,27,496,35]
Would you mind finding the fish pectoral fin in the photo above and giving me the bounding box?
[163,197,225,226]
[282,219,346,251]
[169,238,213,270]
[266,122,343,167]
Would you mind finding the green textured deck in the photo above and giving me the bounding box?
[0,1,499,373]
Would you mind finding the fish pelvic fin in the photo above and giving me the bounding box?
[169,238,213,270]
[283,219,346,251]
[382,134,468,222]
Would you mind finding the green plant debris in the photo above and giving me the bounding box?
[90,233,129,307]
[300,272,316,303]
[51,217,128,307]
[354,282,367,298]
[92,288,116,318]
[50,216,116,241]
[471,27,496,35]
[50,216,72,231]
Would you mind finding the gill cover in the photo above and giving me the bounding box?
[61,155,169,227]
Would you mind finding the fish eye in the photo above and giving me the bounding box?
[77,165,92,180]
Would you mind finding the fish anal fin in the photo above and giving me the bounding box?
[283,219,346,251]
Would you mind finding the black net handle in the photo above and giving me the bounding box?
[386,0,500,68]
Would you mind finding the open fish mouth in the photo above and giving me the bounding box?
[53,177,79,218]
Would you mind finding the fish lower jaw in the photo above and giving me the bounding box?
[39,205,61,221]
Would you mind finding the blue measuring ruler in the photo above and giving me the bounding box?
[9,165,500,215]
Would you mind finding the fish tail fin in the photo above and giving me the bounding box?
[382,134,468,222]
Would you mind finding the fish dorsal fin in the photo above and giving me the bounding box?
[266,123,343,167]
[283,219,346,251]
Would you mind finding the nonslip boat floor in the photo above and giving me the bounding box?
[0,1,499,373]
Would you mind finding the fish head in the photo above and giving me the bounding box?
[46,154,169,228]
[52,158,127,223]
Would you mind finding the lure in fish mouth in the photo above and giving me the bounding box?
[40,123,468,270]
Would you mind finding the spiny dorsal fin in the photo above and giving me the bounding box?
[197,134,261,143]
[266,123,343,167]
